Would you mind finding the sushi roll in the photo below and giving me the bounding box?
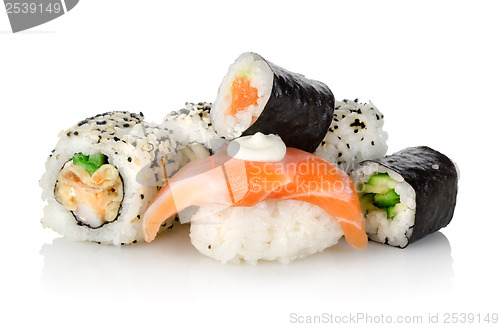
[40,111,179,245]
[161,102,224,157]
[351,146,458,248]
[315,98,388,172]
[211,52,335,153]
[142,133,368,263]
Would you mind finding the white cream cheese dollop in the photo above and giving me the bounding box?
[227,132,286,162]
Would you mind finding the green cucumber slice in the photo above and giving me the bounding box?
[72,153,108,176]
[363,173,398,193]
[373,189,400,208]
[386,203,408,219]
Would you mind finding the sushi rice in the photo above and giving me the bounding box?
[190,199,344,264]
[315,99,388,172]
[161,102,224,155]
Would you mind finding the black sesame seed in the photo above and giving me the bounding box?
[371,141,375,145]
[114,137,120,142]
[73,131,78,136]
[67,132,71,137]
[140,194,144,200]
[127,157,132,162]
[338,153,343,157]
[208,245,212,249]
[123,123,130,128]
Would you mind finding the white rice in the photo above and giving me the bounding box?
[211,52,274,139]
[315,99,388,172]
[189,199,344,264]
[351,162,416,248]
[161,102,224,155]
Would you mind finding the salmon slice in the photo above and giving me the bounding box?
[225,76,260,116]
[142,148,367,249]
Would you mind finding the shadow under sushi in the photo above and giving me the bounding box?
[40,227,453,306]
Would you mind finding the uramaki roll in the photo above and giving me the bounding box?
[40,111,180,245]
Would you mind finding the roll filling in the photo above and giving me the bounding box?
[55,153,123,228]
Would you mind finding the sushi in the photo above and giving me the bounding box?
[161,102,224,157]
[315,98,388,172]
[142,133,367,263]
[40,111,180,245]
[351,146,458,248]
[211,52,335,153]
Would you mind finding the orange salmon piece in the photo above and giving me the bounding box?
[225,77,259,116]
[142,148,367,249]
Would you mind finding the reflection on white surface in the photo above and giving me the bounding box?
[40,224,453,303]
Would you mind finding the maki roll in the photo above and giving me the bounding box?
[315,98,388,172]
[211,52,335,153]
[351,146,458,248]
[40,111,180,245]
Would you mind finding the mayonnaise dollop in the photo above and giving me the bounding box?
[227,132,286,162]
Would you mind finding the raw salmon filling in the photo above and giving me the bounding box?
[55,161,124,228]
[225,76,260,116]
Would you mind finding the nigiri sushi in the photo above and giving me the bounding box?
[142,134,367,263]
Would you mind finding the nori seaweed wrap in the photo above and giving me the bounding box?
[351,146,458,248]
[211,52,335,153]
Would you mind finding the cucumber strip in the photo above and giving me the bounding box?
[386,203,408,219]
[72,153,108,176]
[373,189,400,208]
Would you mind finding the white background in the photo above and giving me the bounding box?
[1,1,499,326]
